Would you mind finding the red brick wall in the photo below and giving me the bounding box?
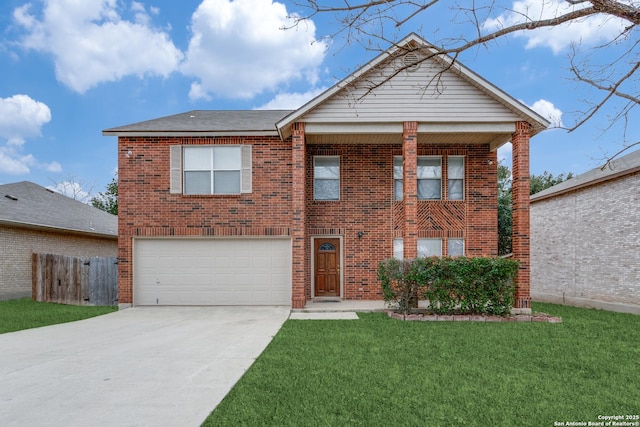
[512,121,532,308]
[117,135,294,304]
[305,143,498,300]
[118,135,499,305]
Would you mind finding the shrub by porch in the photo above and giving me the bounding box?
[378,257,519,316]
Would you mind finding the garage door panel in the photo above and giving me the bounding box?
[134,238,291,306]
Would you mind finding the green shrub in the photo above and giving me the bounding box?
[378,257,519,316]
[378,258,423,315]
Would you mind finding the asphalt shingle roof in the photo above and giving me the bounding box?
[102,110,293,134]
[0,181,117,237]
[531,148,640,202]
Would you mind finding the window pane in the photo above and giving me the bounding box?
[393,156,403,179]
[184,147,211,170]
[213,146,241,170]
[213,170,240,194]
[314,179,339,200]
[418,239,442,257]
[418,179,441,200]
[448,179,463,200]
[448,156,464,179]
[394,180,403,201]
[448,239,464,257]
[314,157,340,179]
[184,171,211,194]
[417,157,441,179]
[393,239,404,259]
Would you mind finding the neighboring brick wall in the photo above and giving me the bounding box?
[0,226,117,300]
[531,171,640,307]
[118,136,498,305]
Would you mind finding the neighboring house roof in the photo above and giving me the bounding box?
[103,110,293,137]
[0,181,118,238]
[531,148,640,202]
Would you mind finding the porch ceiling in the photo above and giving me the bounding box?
[304,130,512,150]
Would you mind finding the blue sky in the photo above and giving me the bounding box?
[1,0,637,200]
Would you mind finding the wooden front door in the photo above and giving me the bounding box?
[314,238,341,297]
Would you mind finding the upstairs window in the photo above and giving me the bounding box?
[170,145,252,195]
[417,156,442,200]
[393,156,403,201]
[314,156,340,200]
[448,156,465,200]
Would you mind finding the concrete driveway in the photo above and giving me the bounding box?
[0,306,290,427]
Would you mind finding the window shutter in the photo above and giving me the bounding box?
[169,145,182,194]
[241,145,252,193]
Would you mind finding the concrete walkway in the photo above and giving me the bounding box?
[0,306,290,427]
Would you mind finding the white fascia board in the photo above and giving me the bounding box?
[305,123,403,134]
[418,122,516,133]
[102,131,280,137]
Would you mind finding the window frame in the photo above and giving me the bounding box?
[448,238,465,257]
[174,145,251,195]
[313,155,341,201]
[447,156,465,201]
[393,238,404,259]
[417,238,443,257]
[393,156,403,201]
[417,156,442,200]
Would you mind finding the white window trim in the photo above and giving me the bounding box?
[393,238,404,259]
[393,156,403,201]
[313,156,340,201]
[447,155,465,201]
[417,156,442,201]
[418,238,443,258]
[448,238,465,257]
[170,145,251,195]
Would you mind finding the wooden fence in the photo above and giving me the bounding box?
[32,253,118,306]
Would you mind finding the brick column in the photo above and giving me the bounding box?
[512,121,531,312]
[403,122,418,258]
[291,123,307,308]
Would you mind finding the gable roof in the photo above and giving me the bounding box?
[103,33,549,147]
[0,181,117,238]
[531,148,640,202]
[103,110,292,137]
[276,33,550,142]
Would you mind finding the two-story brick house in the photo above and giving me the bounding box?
[104,33,549,310]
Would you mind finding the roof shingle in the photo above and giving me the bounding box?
[0,181,117,237]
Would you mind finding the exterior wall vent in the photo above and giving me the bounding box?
[403,52,420,72]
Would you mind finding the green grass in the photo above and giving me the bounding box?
[0,298,117,334]
[204,303,640,427]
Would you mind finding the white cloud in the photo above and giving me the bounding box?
[527,99,564,128]
[0,148,31,175]
[256,88,327,110]
[46,161,63,173]
[0,94,51,145]
[181,0,327,100]
[47,181,91,203]
[0,94,59,175]
[14,0,183,93]
[483,0,627,54]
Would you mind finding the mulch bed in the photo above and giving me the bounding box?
[386,310,562,323]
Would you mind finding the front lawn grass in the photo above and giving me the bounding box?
[0,298,117,334]
[205,303,640,426]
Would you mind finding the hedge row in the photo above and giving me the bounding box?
[378,257,520,316]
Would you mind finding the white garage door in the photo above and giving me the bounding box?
[134,238,291,306]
